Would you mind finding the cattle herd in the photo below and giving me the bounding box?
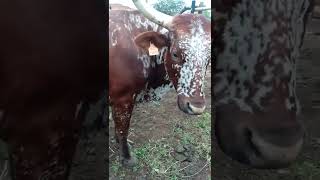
[0,0,315,179]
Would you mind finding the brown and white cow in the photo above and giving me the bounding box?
[0,0,107,179]
[109,0,211,166]
[213,0,313,168]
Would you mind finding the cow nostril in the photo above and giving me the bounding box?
[244,128,262,157]
[186,102,192,111]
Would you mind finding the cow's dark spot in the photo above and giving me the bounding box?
[274,64,284,76]
[260,35,265,47]
[245,0,250,9]
[230,28,238,37]
[236,87,241,98]
[240,12,245,26]
[243,80,250,89]
[148,25,155,31]
[230,39,239,54]
[246,37,253,54]
[253,64,265,82]
[288,71,293,81]
[227,69,238,83]
[230,43,238,53]
[289,96,295,104]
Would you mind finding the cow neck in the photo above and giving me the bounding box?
[135,34,173,103]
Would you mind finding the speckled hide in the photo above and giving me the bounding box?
[109,4,211,166]
[213,0,313,168]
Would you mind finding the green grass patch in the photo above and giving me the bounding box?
[290,161,320,180]
[134,139,181,179]
[109,112,212,179]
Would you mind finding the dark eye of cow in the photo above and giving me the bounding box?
[171,51,179,61]
[173,53,178,58]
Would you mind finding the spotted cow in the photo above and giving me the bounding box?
[0,0,107,179]
[109,0,211,166]
[213,0,313,168]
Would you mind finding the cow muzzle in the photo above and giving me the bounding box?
[215,103,305,169]
[177,95,206,115]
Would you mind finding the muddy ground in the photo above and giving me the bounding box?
[212,18,320,180]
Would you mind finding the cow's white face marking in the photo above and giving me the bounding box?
[171,19,211,97]
[214,0,309,113]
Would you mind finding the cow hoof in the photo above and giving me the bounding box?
[120,155,137,167]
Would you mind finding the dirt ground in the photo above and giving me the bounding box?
[212,18,320,180]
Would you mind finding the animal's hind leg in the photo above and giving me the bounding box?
[0,140,12,180]
[8,131,79,180]
[5,102,81,180]
[111,95,136,167]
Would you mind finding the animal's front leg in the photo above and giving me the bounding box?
[111,97,136,167]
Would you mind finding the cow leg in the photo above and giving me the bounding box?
[111,97,136,167]
[8,131,78,180]
[5,102,81,180]
[0,139,11,180]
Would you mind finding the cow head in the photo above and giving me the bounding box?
[213,0,311,168]
[133,0,211,115]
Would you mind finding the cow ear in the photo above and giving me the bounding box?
[134,31,169,50]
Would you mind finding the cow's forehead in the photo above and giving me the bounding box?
[177,30,211,60]
[169,15,211,52]
[171,14,211,34]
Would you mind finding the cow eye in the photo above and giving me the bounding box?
[171,52,179,61]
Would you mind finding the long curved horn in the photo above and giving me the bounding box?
[132,0,173,29]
